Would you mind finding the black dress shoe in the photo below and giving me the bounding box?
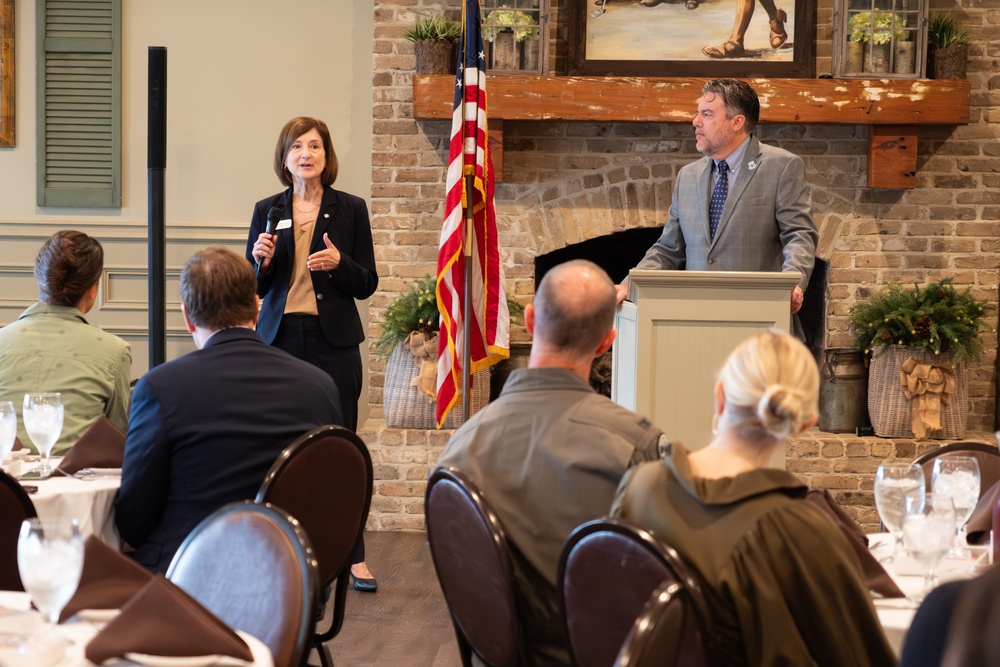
[350,573,378,593]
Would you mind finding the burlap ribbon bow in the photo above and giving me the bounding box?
[404,331,439,402]
[899,357,956,438]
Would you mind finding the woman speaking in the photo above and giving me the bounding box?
[246,116,379,590]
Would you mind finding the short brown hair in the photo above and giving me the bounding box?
[702,79,760,134]
[35,230,104,307]
[180,247,258,330]
[533,260,616,358]
[273,116,339,187]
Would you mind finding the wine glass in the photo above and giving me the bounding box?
[17,518,83,624]
[22,393,64,476]
[931,455,980,558]
[901,493,956,602]
[874,462,926,564]
[0,401,16,464]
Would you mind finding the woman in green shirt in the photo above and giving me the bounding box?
[0,231,131,455]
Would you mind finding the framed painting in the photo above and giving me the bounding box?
[0,0,13,147]
[568,0,815,78]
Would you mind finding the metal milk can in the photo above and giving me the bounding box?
[817,348,871,433]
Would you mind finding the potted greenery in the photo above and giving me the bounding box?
[849,11,894,73]
[928,13,970,80]
[483,8,540,71]
[846,13,869,73]
[848,279,988,438]
[405,16,461,75]
[376,275,524,429]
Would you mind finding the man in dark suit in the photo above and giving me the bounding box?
[115,246,342,573]
[617,79,817,317]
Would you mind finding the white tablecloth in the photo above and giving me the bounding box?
[0,591,273,666]
[870,533,989,656]
[11,457,121,547]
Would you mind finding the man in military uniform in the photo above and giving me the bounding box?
[434,259,666,665]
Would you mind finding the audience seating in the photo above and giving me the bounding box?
[425,467,531,667]
[913,441,1000,496]
[256,425,373,667]
[614,580,705,667]
[166,501,319,667]
[0,469,36,591]
[559,519,714,667]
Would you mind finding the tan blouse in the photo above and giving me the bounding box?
[283,218,319,316]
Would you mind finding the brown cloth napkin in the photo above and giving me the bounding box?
[85,574,253,664]
[964,478,1000,545]
[12,436,22,451]
[806,489,906,599]
[56,415,126,475]
[59,536,152,623]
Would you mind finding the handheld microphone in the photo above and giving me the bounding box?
[265,206,282,235]
[256,206,283,279]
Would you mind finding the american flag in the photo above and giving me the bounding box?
[435,0,509,428]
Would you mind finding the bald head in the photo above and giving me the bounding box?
[532,260,617,359]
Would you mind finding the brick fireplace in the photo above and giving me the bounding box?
[360,0,1000,532]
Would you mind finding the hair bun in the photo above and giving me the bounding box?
[756,385,804,440]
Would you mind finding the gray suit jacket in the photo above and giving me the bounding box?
[636,135,817,291]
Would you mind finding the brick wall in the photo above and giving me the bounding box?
[362,0,999,530]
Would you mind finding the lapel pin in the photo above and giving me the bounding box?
[324,213,330,218]
[747,160,757,170]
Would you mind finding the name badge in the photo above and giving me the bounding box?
[276,219,292,230]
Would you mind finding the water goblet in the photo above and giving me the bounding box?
[874,462,926,564]
[901,493,956,602]
[0,401,16,464]
[17,518,84,625]
[22,393,64,476]
[931,455,980,558]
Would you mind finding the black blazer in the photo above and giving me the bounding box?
[114,328,343,573]
[246,186,378,347]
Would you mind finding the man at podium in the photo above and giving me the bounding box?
[615,79,817,317]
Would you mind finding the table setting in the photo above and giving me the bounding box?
[0,526,273,667]
[869,456,992,655]
[1,396,125,546]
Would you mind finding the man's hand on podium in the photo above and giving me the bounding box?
[790,285,804,314]
[615,283,629,305]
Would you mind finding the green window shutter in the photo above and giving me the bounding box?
[36,0,122,208]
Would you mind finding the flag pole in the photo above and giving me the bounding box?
[462,173,475,422]
[459,2,474,423]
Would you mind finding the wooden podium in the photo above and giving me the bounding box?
[612,269,801,463]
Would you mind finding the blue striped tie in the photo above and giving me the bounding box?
[709,161,729,240]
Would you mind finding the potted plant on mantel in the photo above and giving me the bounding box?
[483,8,540,72]
[849,279,989,439]
[405,16,461,75]
[928,13,970,80]
[375,275,524,430]
[848,11,894,74]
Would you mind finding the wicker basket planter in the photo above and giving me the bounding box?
[383,341,489,430]
[868,346,968,439]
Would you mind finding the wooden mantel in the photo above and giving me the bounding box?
[412,75,971,189]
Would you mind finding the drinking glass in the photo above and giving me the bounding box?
[17,518,83,624]
[0,401,16,464]
[22,393,63,476]
[901,493,956,602]
[931,455,980,557]
[874,462,925,564]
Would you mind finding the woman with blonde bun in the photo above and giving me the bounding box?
[611,331,895,667]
